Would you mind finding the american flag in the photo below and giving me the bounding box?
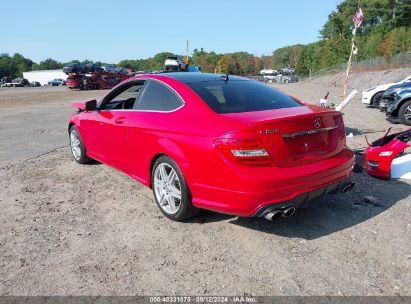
[352,7,364,29]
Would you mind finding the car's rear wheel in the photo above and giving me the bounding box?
[151,156,199,221]
[398,100,411,126]
[69,125,93,164]
[371,91,384,108]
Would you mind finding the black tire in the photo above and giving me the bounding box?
[398,99,411,126]
[69,125,94,164]
[371,91,384,108]
[151,156,199,221]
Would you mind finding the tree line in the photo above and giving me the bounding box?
[1,0,409,79]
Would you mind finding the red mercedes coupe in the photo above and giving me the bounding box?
[68,73,355,221]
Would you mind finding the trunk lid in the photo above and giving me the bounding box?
[223,106,346,167]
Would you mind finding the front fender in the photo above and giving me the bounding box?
[68,114,90,149]
[394,96,411,116]
[68,115,80,132]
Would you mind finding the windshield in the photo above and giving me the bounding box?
[187,80,302,114]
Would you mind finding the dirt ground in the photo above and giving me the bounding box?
[0,70,410,296]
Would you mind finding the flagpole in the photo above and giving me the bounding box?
[342,27,356,100]
[342,6,363,101]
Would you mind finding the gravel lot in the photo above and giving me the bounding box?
[0,69,410,296]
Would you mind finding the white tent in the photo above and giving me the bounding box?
[23,70,67,86]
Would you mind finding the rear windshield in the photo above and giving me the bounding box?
[187,80,301,114]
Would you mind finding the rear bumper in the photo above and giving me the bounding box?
[251,178,349,217]
[67,83,79,88]
[191,148,355,217]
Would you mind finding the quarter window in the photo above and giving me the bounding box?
[135,81,183,111]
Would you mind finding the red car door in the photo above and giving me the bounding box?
[77,109,106,162]
[83,81,146,169]
[91,110,131,170]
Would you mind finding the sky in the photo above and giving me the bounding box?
[0,0,342,63]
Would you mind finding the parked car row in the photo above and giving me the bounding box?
[260,67,298,84]
[63,62,130,90]
[0,76,66,87]
[63,63,129,76]
[0,77,29,87]
[362,75,411,126]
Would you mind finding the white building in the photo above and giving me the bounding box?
[23,69,67,86]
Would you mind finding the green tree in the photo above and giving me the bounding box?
[11,53,34,76]
[217,55,230,74]
[33,58,63,70]
[0,53,13,78]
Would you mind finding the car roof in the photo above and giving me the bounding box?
[160,72,248,84]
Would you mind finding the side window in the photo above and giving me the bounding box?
[134,81,183,111]
[102,81,145,110]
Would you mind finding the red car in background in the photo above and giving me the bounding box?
[365,128,411,179]
[68,73,355,221]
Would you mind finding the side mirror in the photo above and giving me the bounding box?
[85,99,97,111]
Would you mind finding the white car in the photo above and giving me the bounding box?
[260,69,276,75]
[362,75,411,107]
[164,56,185,71]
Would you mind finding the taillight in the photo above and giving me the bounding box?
[337,115,345,139]
[336,114,347,148]
[214,138,272,165]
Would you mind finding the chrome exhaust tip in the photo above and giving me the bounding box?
[341,182,355,193]
[281,207,296,218]
[264,210,282,221]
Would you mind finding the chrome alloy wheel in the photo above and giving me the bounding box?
[70,129,81,160]
[404,105,411,121]
[153,163,182,215]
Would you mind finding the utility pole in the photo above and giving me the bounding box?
[186,40,190,61]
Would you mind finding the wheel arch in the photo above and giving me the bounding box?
[68,118,88,149]
[371,91,385,105]
[397,97,411,116]
[148,139,191,188]
[68,122,75,133]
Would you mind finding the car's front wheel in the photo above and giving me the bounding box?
[151,156,199,221]
[69,125,93,164]
[398,100,411,126]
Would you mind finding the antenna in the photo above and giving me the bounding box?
[221,74,229,81]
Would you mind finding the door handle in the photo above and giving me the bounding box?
[115,117,125,124]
